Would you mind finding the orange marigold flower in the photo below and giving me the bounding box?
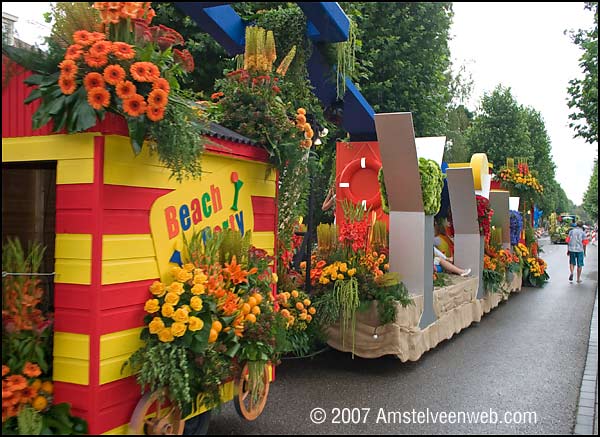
[152,78,170,93]
[73,30,94,46]
[116,80,136,100]
[90,40,112,57]
[2,365,9,377]
[147,88,168,108]
[22,363,41,378]
[122,94,147,117]
[84,52,108,69]
[103,64,126,85]
[59,75,77,95]
[87,86,110,110]
[112,42,135,60]
[130,62,149,82]
[59,59,78,77]
[65,44,84,61]
[84,72,105,90]
[146,105,165,122]
[211,92,223,101]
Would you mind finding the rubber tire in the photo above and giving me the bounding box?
[183,411,211,435]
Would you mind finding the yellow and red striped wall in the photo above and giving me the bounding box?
[2,81,278,434]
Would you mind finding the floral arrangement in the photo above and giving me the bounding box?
[11,2,205,181]
[496,161,543,198]
[498,249,521,274]
[2,239,87,434]
[476,195,494,241]
[124,230,290,416]
[523,257,549,287]
[275,289,319,357]
[482,254,505,294]
[418,158,445,216]
[510,210,523,246]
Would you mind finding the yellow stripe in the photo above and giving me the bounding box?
[2,134,96,162]
[99,328,144,384]
[55,259,91,285]
[57,159,94,184]
[55,234,92,259]
[53,332,89,385]
[252,231,275,255]
[102,235,155,260]
[102,424,129,435]
[101,258,159,285]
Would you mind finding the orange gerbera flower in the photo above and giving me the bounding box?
[90,40,112,57]
[59,75,77,95]
[116,80,136,100]
[103,64,126,85]
[112,42,135,60]
[59,59,78,77]
[84,72,105,90]
[65,44,84,61]
[152,77,170,93]
[130,62,149,82]
[84,52,108,69]
[5,375,27,391]
[147,89,168,108]
[122,94,147,117]
[146,105,165,122]
[22,363,41,378]
[145,63,160,81]
[72,30,94,46]
[87,86,110,110]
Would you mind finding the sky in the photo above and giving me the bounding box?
[2,2,597,205]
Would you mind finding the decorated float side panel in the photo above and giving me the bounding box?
[2,129,277,435]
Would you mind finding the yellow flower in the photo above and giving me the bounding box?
[161,303,175,318]
[171,322,187,337]
[339,263,348,273]
[188,316,204,331]
[149,281,166,297]
[272,272,278,283]
[149,317,165,334]
[172,308,189,323]
[347,268,356,277]
[337,274,344,280]
[320,277,330,285]
[193,273,206,284]
[183,263,195,272]
[176,269,193,283]
[158,328,174,343]
[164,292,180,306]
[190,296,203,311]
[167,282,185,295]
[170,266,182,278]
[291,290,299,298]
[191,284,205,295]
[144,299,160,313]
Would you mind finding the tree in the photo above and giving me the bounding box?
[583,158,598,220]
[344,2,454,136]
[467,85,534,167]
[445,105,473,163]
[567,2,598,146]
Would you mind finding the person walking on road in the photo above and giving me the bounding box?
[566,220,589,283]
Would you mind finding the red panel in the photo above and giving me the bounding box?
[490,180,502,190]
[56,211,94,234]
[251,196,276,232]
[99,280,154,310]
[53,382,92,412]
[103,210,151,234]
[99,307,146,334]
[96,377,142,434]
[54,308,92,334]
[2,61,54,138]
[206,137,269,162]
[56,184,95,210]
[102,185,172,210]
[54,284,91,310]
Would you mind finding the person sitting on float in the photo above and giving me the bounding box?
[434,217,454,259]
[433,246,471,277]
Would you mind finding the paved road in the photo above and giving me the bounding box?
[207,238,598,434]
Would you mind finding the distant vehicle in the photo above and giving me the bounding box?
[550,213,579,244]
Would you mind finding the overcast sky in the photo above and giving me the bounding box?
[3,2,597,205]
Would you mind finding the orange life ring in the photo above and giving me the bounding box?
[338,156,382,210]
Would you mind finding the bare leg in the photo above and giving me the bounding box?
[577,267,582,282]
[439,258,467,275]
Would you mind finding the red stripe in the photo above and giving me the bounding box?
[98,280,151,334]
[251,196,276,232]
[95,377,141,433]
[103,185,172,210]
[53,382,92,415]
[206,137,269,162]
[54,308,91,334]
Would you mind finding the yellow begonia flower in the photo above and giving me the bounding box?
[339,263,348,273]
[164,292,180,306]
[188,316,204,331]
[170,266,182,278]
[337,274,344,280]
[158,328,174,343]
[148,317,165,334]
[320,277,330,285]
[183,263,195,272]
[161,303,175,318]
[171,321,187,337]
[347,268,356,277]
[167,282,185,295]
[144,299,160,314]
[191,284,205,295]
[172,308,190,323]
[176,269,193,283]
[190,296,203,311]
[149,281,166,297]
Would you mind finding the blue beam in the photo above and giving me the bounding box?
[342,78,376,140]
[174,3,245,55]
[298,2,349,43]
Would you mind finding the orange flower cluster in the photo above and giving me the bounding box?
[2,363,53,422]
[498,249,519,266]
[93,2,156,26]
[295,107,314,149]
[497,167,543,194]
[277,289,316,329]
[2,278,45,333]
[361,251,388,278]
[526,257,547,277]
[59,30,169,121]
[483,255,498,271]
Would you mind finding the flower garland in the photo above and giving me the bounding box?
[509,210,523,246]
[476,195,494,241]
[496,163,543,196]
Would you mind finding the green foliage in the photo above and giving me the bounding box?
[40,403,88,435]
[343,2,453,136]
[418,158,445,215]
[445,105,474,163]
[583,158,598,220]
[482,268,505,294]
[333,277,359,354]
[18,406,43,436]
[567,2,598,145]
[365,279,412,326]
[433,272,451,288]
[378,167,389,214]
